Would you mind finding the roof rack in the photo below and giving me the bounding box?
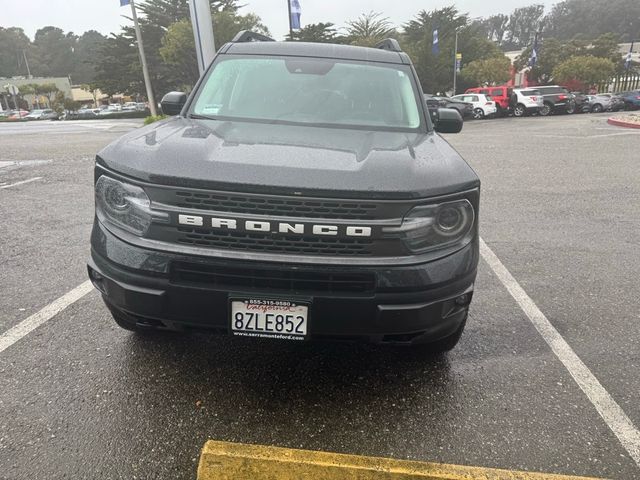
[231,30,275,43]
[375,38,402,53]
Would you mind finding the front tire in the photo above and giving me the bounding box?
[591,103,603,113]
[540,103,552,116]
[473,108,484,120]
[513,104,526,117]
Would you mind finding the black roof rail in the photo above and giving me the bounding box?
[375,38,402,52]
[231,30,275,43]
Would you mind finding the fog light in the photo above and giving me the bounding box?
[89,269,103,281]
[88,268,106,294]
[455,294,470,306]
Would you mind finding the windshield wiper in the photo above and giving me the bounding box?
[188,113,219,120]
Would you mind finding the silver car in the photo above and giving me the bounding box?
[587,94,625,113]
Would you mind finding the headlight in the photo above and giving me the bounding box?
[384,199,475,253]
[95,176,166,236]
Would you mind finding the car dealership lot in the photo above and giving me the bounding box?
[0,115,638,479]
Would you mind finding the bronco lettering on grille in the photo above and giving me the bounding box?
[178,215,372,237]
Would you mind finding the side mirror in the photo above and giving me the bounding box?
[160,91,187,116]
[434,107,463,134]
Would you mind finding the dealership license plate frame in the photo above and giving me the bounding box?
[229,297,311,341]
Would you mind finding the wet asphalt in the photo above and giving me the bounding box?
[0,116,638,479]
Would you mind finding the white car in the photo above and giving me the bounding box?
[25,108,57,120]
[510,88,544,117]
[451,93,497,119]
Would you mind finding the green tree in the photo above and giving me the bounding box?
[0,27,31,77]
[70,30,109,84]
[503,5,545,50]
[461,56,512,85]
[94,0,244,98]
[515,38,575,84]
[402,7,504,93]
[63,97,81,113]
[30,27,76,77]
[36,83,60,108]
[516,34,623,84]
[93,33,142,96]
[287,23,340,43]
[160,11,270,88]
[544,0,640,42]
[552,55,616,87]
[345,12,396,47]
[485,14,509,45]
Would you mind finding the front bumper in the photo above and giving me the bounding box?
[88,221,478,345]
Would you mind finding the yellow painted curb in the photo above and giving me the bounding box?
[197,440,605,480]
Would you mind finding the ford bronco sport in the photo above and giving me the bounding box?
[88,32,480,352]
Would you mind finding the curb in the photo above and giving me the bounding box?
[197,441,605,480]
[607,117,640,129]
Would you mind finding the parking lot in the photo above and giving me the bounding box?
[1,115,639,479]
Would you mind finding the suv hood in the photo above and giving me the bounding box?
[98,117,479,199]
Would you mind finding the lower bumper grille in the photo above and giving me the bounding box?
[171,262,376,293]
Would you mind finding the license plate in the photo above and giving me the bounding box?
[230,299,309,341]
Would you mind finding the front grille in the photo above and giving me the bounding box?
[174,191,380,220]
[171,261,376,293]
[176,227,374,256]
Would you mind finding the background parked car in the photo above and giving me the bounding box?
[451,93,497,119]
[25,109,58,120]
[510,88,544,117]
[569,92,590,113]
[615,90,640,110]
[466,86,512,116]
[586,94,625,113]
[7,109,30,120]
[535,86,575,116]
[424,95,474,119]
[61,108,99,120]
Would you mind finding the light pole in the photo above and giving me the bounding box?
[452,30,459,95]
[129,0,157,116]
[287,0,294,39]
[189,0,216,76]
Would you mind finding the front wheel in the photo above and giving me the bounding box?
[539,103,552,116]
[591,103,603,113]
[513,104,526,117]
[473,108,485,120]
[566,102,576,114]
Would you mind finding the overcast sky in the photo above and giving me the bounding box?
[6,0,557,40]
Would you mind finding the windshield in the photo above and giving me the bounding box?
[191,55,423,130]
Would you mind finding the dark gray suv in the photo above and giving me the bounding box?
[88,32,479,352]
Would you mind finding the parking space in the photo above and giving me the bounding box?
[0,115,638,479]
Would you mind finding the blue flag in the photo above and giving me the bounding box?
[432,29,439,55]
[290,0,301,31]
[120,0,130,6]
[528,36,539,67]
[625,41,634,70]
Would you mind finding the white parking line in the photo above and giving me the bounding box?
[0,281,93,354]
[0,177,43,189]
[480,237,640,467]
